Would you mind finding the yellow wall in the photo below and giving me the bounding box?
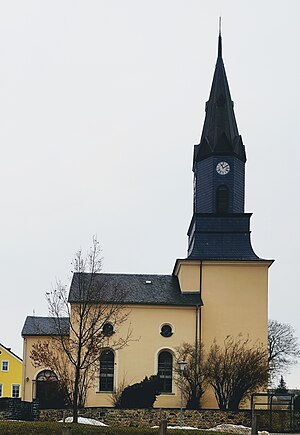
[201,261,269,347]
[0,345,22,398]
[22,336,59,402]
[89,304,197,408]
[176,259,270,408]
[176,260,201,293]
[23,305,198,407]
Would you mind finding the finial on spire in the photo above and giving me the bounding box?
[218,17,222,59]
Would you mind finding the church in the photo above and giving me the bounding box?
[21,32,272,409]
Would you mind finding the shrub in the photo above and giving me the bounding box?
[115,375,161,408]
[0,422,207,435]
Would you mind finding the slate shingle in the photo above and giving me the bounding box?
[22,316,70,336]
[68,273,202,306]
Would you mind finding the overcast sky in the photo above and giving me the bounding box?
[0,1,300,387]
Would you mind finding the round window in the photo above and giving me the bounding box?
[160,324,173,338]
[102,322,114,337]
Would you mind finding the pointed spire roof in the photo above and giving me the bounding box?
[194,29,246,163]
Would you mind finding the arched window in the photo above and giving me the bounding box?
[216,185,229,214]
[36,370,58,382]
[100,350,114,392]
[158,351,173,393]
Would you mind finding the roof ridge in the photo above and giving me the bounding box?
[0,343,22,362]
[73,272,173,277]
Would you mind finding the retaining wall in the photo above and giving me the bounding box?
[39,408,252,428]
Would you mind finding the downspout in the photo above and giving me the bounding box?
[195,260,203,378]
[199,260,203,347]
[22,337,27,401]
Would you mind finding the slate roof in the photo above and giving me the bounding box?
[194,33,246,164]
[68,273,202,306]
[187,213,261,260]
[22,316,70,337]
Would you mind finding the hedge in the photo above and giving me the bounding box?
[0,421,230,435]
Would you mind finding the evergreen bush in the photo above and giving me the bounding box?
[115,375,161,408]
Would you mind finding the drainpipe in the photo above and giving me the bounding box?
[195,261,203,381]
[22,338,27,400]
[199,260,203,346]
[195,305,199,350]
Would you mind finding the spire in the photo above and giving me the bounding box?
[218,17,222,59]
[194,28,246,163]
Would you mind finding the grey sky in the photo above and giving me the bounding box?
[1,1,299,387]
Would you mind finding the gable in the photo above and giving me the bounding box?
[0,343,22,363]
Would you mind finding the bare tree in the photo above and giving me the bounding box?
[175,342,206,409]
[268,319,300,381]
[205,336,268,411]
[30,238,130,423]
[109,377,128,407]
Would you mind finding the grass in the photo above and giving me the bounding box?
[0,421,230,435]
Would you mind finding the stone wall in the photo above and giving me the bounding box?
[0,398,38,421]
[39,408,252,428]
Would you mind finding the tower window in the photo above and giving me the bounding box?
[216,185,229,214]
[158,351,173,393]
[100,350,114,392]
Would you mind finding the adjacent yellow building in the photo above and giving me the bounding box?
[21,32,272,410]
[0,343,22,399]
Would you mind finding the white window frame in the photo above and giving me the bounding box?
[11,384,20,398]
[1,360,9,372]
[0,383,3,397]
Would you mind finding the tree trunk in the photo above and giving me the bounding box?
[72,367,81,423]
[72,402,78,424]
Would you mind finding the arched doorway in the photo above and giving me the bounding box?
[35,370,67,409]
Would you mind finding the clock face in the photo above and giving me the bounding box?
[216,161,230,175]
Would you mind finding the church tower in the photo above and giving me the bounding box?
[174,32,272,406]
[188,30,258,260]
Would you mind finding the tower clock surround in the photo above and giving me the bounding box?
[216,161,230,175]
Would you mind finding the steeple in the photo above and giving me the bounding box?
[194,30,246,165]
[186,29,259,261]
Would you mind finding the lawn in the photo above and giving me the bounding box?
[0,421,230,435]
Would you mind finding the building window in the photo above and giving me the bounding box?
[102,322,114,337]
[1,361,9,372]
[0,384,2,397]
[216,185,229,214]
[99,350,114,392]
[160,324,173,338]
[36,370,58,382]
[158,351,173,393]
[12,384,20,398]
